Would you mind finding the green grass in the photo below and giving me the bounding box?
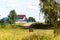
[0,28,59,40]
[17,23,25,26]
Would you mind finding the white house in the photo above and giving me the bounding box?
[15,15,27,23]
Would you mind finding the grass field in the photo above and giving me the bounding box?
[0,28,59,40]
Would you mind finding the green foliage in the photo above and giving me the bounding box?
[30,23,53,29]
[40,0,58,24]
[40,0,60,37]
[8,10,17,24]
[0,19,6,28]
[27,17,36,22]
[4,24,23,29]
[10,24,23,28]
[22,33,53,40]
[57,21,60,28]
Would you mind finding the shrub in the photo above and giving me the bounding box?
[30,23,53,29]
[22,33,53,40]
[0,19,6,28]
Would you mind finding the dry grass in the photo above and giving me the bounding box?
[0,28,59,40]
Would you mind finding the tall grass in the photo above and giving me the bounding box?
[22,33,53,40]
[0,28,59,40]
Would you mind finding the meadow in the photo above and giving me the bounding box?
[0,23,60,40]
[0,28,59,40]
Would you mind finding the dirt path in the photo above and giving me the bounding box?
[23,22,33,28]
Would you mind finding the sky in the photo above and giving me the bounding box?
[0,0,45,22]
[0,0,59,22]
[56,0,60,3]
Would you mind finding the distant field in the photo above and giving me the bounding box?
[0,28,59,40]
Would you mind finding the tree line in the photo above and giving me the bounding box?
[0,10,36,26]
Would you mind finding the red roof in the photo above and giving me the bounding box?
[17,15,26,18]
[17,15,27,20]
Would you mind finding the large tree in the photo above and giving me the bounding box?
[40,0,60,37]
[8,10,17,24]
[40,0,58,24]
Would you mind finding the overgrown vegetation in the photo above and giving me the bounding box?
[40,0,60,37]
[0,28,55,40]
[22,33,53,40]
[0,19,6,28]
[30,23,53,29]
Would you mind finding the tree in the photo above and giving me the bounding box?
[0,19,6,28]
[40,0,60,37]
[40,0,57,24]
[27,17,36,22]
[8,10,17,24]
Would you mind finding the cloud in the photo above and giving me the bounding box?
[0,0,43,21]
[34,0,39,6]
[27,6,38,10]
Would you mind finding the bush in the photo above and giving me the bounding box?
[0,19,6,28]
[22,33,53,40]
[30,23,53,29]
